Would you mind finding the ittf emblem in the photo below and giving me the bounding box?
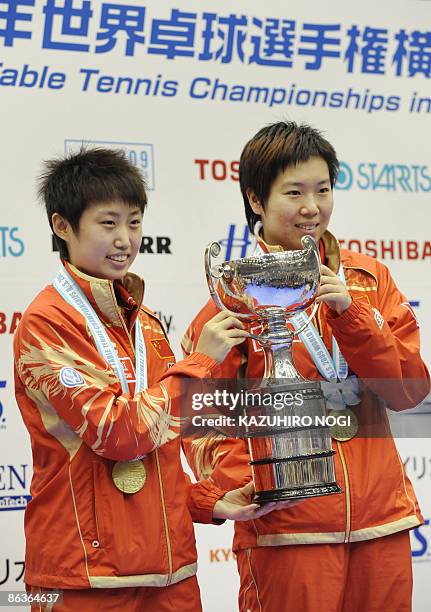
[60,367,85,388]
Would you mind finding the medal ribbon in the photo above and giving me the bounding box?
[53,265,147,396]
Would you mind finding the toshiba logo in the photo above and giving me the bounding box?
[194,159,239,181]
[338,239,431,261]
[0,312,22,334]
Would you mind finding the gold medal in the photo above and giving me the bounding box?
[112,460,147,494]
[328,408,359,442]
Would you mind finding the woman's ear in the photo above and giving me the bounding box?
[246,189,264,216]
[51,213,71,242]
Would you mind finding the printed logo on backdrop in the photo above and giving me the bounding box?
[338,239,431,261]
[209,548,236,563]
[219,225,255,260]
[0,464,31,512]
[411,520,431,563]
[195,159,239,182]
[2,6,431,115]
[65,140,155,190]
[0,557,25,587]
[404,455,431,480]
[0,312,22,335]
[195,158,431,193]
[0,227,25,257]
[217,227,431,263]
[335,161,431,192]
[52,235,172,255]
[0,380,6,431]
[153,311,175,335]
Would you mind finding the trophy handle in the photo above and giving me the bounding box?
[205,242,227,312]
[204,241,250,318]
[289,235,321,335]
[291,302,320,335]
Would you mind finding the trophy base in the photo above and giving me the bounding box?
[254,482,342,504]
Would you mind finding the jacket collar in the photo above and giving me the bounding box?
[256,229,341,274]
[62,261,144,328]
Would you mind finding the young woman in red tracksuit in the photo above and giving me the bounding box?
[182,121,430,612]
[13,147,279,612]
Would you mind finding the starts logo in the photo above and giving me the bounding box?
[335,161,431,192]
[0,227,25,257]
[0,464,31,512]
[411,520,431,562]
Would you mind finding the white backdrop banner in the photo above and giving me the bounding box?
[1,0,430,610]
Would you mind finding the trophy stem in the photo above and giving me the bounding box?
[258,308,303,384]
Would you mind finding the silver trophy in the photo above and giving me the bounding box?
[205,236,341,502]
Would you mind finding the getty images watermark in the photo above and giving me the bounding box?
[190,389,352,429]
[180,378,431,438]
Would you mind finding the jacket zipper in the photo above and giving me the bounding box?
[155,449,173,584]
[109,284,136,349]
[110,285,174,583]
[316,281,352,541]
[336,441,351,542]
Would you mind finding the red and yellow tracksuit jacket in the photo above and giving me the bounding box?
[14,262,225,590]
[182,231,430,551]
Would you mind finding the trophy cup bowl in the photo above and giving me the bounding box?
[205,236,342,502]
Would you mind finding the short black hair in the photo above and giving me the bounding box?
[239,121,339,231]
[38,147,147,259]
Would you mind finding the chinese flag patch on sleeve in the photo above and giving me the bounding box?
[150,338,175,359]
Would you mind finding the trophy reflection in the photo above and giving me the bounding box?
[205,236,341,502]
